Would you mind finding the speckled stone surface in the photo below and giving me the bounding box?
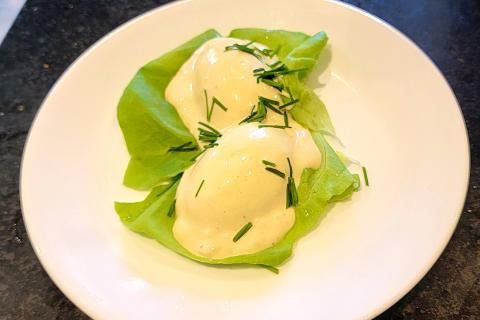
[0,0,478,319]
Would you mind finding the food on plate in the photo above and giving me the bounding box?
[115,28,362,272]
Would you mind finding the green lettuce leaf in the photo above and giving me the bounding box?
[116,128,358,268]
[116,29,359,269]
[229,28,334,134]
[117,29,221,190]
[229,28,311,61]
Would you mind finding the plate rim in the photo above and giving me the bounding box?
[19,0,471,319]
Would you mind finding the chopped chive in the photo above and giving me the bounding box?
[204,90,228,122]
[204,89,211,121]
[254,64,307,78]
[265,167,286,179]
[254,65,286,78]
[278,87,298,109]
[212,97,228,111]
[239,101,267,124]
[258,124,288,129]
[167,199,176,217]
[239,112,255,124]
[233,222,253,242]
[175,147,197,152]
[204,142,218,149]
[283,112,289,127]
[254,64,306,92]
[279,99,299,109]
[168,141,198,152]
[362,166,370,186]
[198,122,221,135]
[260,78,284,91]
[259,96,282,114]
[195,180,205,197]
[286,157,298,208]
[286,176,298,208]
[258,96,280,105]
[169,141,191,150]
[239,105,258,124]
[262,160,276,167]
[198,122,222,144]
[198,129,218,136]
[225,43,260,58]
[264,103,282,115]
[287,157,293,178]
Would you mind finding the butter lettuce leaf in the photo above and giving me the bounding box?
[229,28,334,134]
[116,29,359,270]
[115,129,358,268]
[118,29,221,190]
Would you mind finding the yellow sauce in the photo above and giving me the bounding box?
[166,38,321,259]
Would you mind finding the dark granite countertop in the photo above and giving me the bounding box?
[0,0,478,319]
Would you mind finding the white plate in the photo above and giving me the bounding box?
[20,0,469,319]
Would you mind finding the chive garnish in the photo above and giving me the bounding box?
[258,112,291,129]
[265,167,286,179]
[239,100,267,124]
[286,177,298,208]
[254,62,306,93]
[212,96,228,111]
[260,78,284,91]
[283,112,289,127]
[233,222,253,242]
[287,157,293,177]
[195,180,205,197]
[279,99,299,109]
[204,89,209,120]
[204,90,228,122]
[254,64,307,79]
[264,103,282,115]
[204,142,218,149]
[259,96,282,114]
[168,141,198,152]
[286,157,298,208]
[167,199,176,217]
[362,166,370,186]
[258,96,279,105]
[258,124,288,129]
[263,159,284,177]
[225,42,260,58]
[225,41,278,60]
[198,122,221,135]
[262,160,276,167]
[198,122,222,143]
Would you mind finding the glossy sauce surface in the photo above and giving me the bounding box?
[166,38,321,259]
[166,37,283,133]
